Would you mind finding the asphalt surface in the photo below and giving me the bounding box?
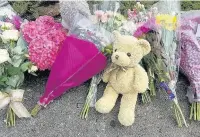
[0,72,200,137]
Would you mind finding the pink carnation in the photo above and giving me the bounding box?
[22,16,67,70]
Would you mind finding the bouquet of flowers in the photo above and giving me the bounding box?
[0,15,35,127]
[156,13,187,127]
[179,11,200,121]
[133,1,187,127]
[31,1,108,116]
[130,2,159,103]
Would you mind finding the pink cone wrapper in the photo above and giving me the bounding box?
[38,36,107,106]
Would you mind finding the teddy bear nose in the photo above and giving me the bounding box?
[115,55,119,60]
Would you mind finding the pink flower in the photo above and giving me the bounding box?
[11,15,22,30]
[22,16,67,70]
[128,9,137,20]
[95,10,104,19]
[134,18,159,37]
[22,21,38,43]
[100,13,108,23]
[29,36,59,70]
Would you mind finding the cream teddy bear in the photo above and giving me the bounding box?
[95,31,151,126]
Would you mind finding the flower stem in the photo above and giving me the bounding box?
[31,104,42,117]
[141,91,151,104]
[190,102,200,121]
[80,75,101,119]
[6,107,15,127]
[189,103,194,120]
[173,101,188,127]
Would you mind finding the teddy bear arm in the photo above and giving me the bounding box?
[102,71,111,83]
[102,64,114,83]
[132,67,149,93]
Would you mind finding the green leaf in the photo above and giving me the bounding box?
[0,66,4,76]
[14,36,28,54]
[7,66,21,76]
[21,62,31,72]
[0,76,8,82]
[0,81,7,87]
[10,55,23,67]
[6,73,24,88]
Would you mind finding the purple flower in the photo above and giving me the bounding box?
[159,81,175,100]
[11,15,22,30]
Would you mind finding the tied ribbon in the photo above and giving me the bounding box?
[0,89,31,118]
[105,63,128,74]
[104,63,128,81]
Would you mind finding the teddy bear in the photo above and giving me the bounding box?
[95,31,151,126]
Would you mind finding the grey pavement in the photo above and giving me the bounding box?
[0,73,200,137]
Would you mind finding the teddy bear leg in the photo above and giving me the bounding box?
[95,85,118,113]
[118,93,138,126]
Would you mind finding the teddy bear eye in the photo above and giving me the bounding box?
[127,53,131,57]
[115,49,117,52]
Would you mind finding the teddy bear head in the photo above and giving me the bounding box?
[111,31,151,67]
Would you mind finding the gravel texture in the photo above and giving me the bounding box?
[0,73,200,137]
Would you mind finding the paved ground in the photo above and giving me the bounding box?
[0,73,200,137]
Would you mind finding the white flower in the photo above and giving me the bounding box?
[0,49,10,64]
[136,2,141,5]
[141,5,145,9]
[28,65,38,73]
[0,30,20,43]
[1,22,15,30]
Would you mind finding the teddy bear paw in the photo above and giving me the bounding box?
[95,98,115,114]
[118,109,135,126]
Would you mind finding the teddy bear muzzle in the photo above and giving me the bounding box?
[115,55,119,60]
[111,52,131,67]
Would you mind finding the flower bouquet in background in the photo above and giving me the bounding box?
[179,11,200,121]
[155,11,187,127]
[31,1,107,117]
[0,15,34,127]
[131,2,159,103]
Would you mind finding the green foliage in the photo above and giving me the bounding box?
[9,1,59,20]
[181,1,200,11]
[0,35,29,90]
[119,1,158,17]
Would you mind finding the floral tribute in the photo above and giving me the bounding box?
[22,16,67,70]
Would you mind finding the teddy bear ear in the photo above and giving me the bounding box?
[112,31,121,41]
[138,39,151,56]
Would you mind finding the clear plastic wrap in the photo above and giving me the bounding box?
[69,13,114,51]
[153,1,187,127]
[134,1,187,127]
